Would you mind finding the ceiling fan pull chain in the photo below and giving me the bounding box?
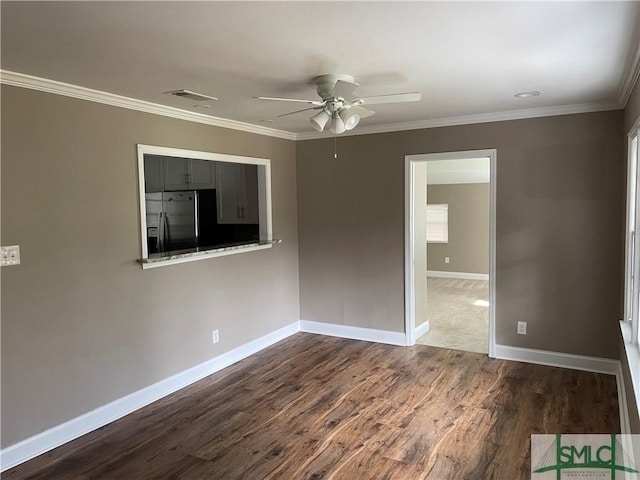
[334,135,338,159]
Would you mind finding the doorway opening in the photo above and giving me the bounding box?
[405,150,496,356]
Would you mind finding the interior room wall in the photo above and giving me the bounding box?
[426,183,490,274]
[0,85,300,448]
[297,110,625,359]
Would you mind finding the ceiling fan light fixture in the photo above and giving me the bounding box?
[339,109,360,131]
[255,74,421,133]
[330,115,346,134]
[310,110,330,132]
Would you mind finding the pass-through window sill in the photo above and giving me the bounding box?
[139,240,280,269]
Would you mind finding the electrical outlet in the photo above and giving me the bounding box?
[212,329,220,344]
[444,256,450,264]
[517,321,527,335]
[1,245,20,267]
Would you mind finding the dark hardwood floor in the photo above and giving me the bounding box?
[4,333,619,480]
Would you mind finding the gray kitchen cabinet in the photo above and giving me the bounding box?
[242,165,259,224]
[144,155,165,193]
[189,159,217,190]
[163,158,216,191]
[163,157,189,191]
[215,162,259,224]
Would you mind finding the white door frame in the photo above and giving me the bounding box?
[404,149,497,357]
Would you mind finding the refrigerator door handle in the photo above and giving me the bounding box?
[162,212,169,250]
[194,191,200,242]
[158,212,164,252]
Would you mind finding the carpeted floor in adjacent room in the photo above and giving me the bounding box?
[416,277,489,354]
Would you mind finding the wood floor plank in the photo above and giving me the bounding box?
[4,333,619,480]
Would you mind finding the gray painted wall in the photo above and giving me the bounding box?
[427,183,490,274]
[0,85,300,447]
[297,111,625,359]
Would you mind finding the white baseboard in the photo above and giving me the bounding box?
[427,270,489,280]
[415,321,430,338]
[494,344,619,375]
[300,320,407,346]
[0,321,301,472]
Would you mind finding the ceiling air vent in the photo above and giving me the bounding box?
[164,89,218,102]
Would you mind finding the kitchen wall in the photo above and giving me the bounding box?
[0,85,300,448]
[427,183,490,274]
[297,110,625,359]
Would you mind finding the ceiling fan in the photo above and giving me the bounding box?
[255,74,421,134]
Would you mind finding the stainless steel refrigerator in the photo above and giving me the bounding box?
[145,191,198,255]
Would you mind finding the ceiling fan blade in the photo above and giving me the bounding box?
[276,106,322,118]
[355,92,422,105]
[330,80,359,100]
[254,96,324,106]
[350,106,375,119]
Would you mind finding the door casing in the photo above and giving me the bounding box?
[404,149,497,356]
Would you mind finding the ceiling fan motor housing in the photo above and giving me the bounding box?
[315,74,356,100]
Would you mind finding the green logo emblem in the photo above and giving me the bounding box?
[532,434,639,479]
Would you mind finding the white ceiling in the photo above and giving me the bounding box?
[2,1,639,138]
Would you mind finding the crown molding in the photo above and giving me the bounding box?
[295,102,622,141]
[1,70,624,143]
[619,33,640,108]
[0,70,297,141]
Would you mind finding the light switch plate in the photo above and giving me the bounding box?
[1,245,20,266]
